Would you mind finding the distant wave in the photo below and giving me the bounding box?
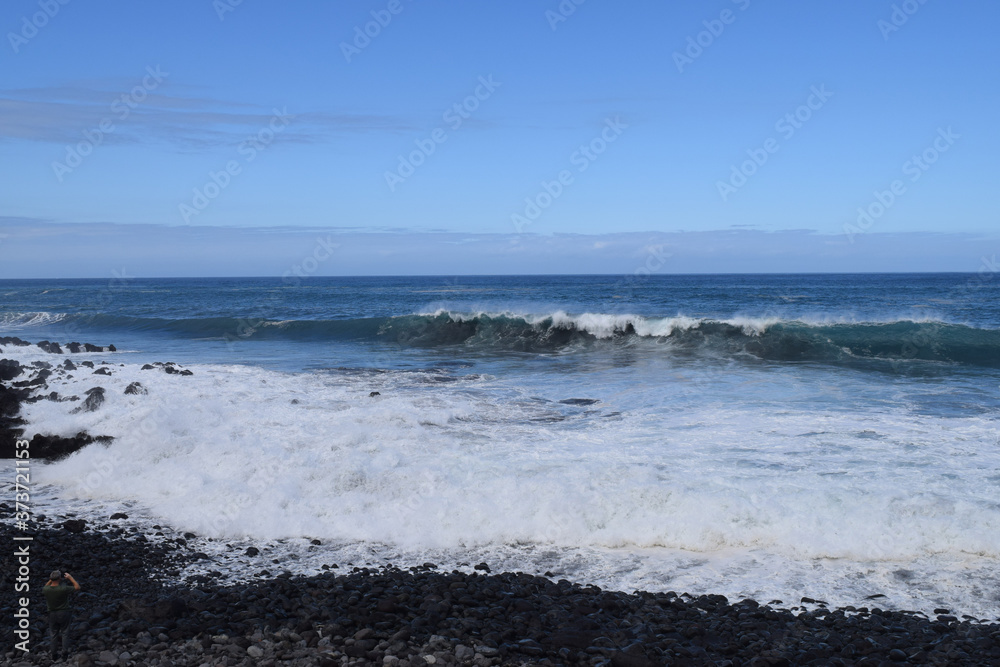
[0,311,68,328]
[4,309,1000,367]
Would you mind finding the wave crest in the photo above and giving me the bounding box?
[3,309,999,367]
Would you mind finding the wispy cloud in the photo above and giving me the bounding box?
[0,80,414,148]
[1,218,997,278]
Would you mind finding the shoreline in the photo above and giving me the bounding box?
[4,338,1000,664]
[3,510,1000,666]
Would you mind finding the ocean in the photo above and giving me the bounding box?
[3,273,1000,616]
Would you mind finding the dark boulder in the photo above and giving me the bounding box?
[37,340,63,354]
[0,336,31,346]
[23,391,64,404]
[12,371,48,387]
[124,382,147,395]
[93,367,112,376]
[62,519,87,533]
[73,387,106,413]
[24,431,112,461]
[0,359,23,382]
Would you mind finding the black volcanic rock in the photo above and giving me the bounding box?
[124,382,147,395]
[0,336,31,346]
[2,513,998,667]
[62,518,87,533]
[0,359,23,382]
[73,387,106,413]
[0,383,28,458]
[21,431,112,461]
[37,340,63,354]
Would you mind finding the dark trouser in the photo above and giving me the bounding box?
[48,610,72,657]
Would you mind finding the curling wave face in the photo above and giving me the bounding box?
[13,309,1000,367]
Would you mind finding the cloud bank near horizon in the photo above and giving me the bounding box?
[1,220,997,279]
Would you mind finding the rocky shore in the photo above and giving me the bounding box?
[3,338,1000,665]
[2,512,1000,666]
[0,337,192,461]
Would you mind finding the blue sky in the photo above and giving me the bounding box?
[1,0,998,276]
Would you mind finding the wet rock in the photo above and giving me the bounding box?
[23,431,111,461]
[12,368,50,387]
[63,518,87,533]
[0,335,31,346]
[73,386,106,413]
[0,359,23,381]
[37,340,63,354]
[124,382,147,395]
[94,367,112,375]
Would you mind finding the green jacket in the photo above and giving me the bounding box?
[43,582,74,612]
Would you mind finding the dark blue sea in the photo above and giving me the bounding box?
[3,274,999,614]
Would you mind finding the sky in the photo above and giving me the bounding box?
[1,0,998,277]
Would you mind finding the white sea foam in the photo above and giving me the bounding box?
[416,308,974,340]
[17,352,1000,616]
[0,311,68,328]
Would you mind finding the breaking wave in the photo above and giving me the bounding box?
[4,309,1000,367]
